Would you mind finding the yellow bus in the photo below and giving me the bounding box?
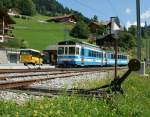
[20,49,43,65]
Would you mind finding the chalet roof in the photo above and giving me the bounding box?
[0,9,15,24]
[89,21,110,27]
[96,34,116,46]
[47,14,77,22]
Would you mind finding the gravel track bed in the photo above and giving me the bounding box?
[0,90,42,105]
[31,71,113,89]
[0,70,114,104]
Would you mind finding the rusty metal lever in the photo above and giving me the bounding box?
[107,59,141,94]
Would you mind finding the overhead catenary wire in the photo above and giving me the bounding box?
[107,0,126,26]
[71,0,109,20]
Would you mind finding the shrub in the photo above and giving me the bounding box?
[70,21,90,39]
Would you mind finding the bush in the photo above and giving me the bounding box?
[70,21,90,39]
[2,39,21,48]
[118,32,136,50]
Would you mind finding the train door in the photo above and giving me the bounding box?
[104,52,107,66]
[101,52,104,66]
[81,47,84,65]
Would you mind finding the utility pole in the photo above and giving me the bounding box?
[64,23,67,42]
[149,39,150,66]
[136,0,141,60]
[145,21,148,64]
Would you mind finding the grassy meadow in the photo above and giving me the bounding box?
[0,71,150,117]
[13,15,74,50]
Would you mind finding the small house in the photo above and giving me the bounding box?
[47,14,76,24]
[0,48,20,64]
[0,9,15,42]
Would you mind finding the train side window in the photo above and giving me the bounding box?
[76,47,79,55]
[92,51,94,57]
[81,48,84,56]
[117,55,119,59]
[65,47,68,55]
[58,47,64,55]
[96,52,98,57]
[88,50,91,57]
[111,54,113,59]
[94,51,96,57]
[98,52,100,58]
[124,56,126,59]
[90,50,92,57]
[99,52,101,58]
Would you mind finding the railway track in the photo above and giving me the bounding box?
[0,67,127,91]
[0,59,140,100]
[5,87,110,98]
[0,66,127,73]
[0,72,89,89]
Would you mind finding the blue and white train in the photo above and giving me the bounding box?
[57,41,128,67]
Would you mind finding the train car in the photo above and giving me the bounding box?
[105,52,128,66]
[105,52,115,66]
[20,49,43,65]
[57,40,128,67]
[117,54,128,66]
[57,41,106,67]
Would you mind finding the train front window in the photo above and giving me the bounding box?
[69,47,75,55]
[65,47,68,55]
[58,47,64,55]
[76,47,79,55]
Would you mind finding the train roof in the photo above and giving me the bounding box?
[58,40,101,50]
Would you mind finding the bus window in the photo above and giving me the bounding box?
[32,51,39,57]
[69,47,75,55]
[76,47,79,55]
[65,47,68,55]
[58,47,64,55]
[20,50,30,55]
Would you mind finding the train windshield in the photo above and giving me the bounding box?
[58,47,64,55]
[76,47,79,55]
[69,47,75,55]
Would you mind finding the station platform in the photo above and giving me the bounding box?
[0,64,55,69]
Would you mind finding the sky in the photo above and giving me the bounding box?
[57,0,150,28]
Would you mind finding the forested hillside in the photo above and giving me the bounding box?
[0,0,90,23]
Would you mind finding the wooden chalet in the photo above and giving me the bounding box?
[96,34,116,47]
[89,21,111,37]
[47,14,76,24]
[0,9,15,42]
[7,9,20,16]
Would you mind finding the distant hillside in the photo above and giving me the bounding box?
[32,0,90,23]
[0,0,91,23]
[12,15,74,50]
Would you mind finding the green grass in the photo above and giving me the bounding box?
[13,15,73,50]
[0,72,150,117]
